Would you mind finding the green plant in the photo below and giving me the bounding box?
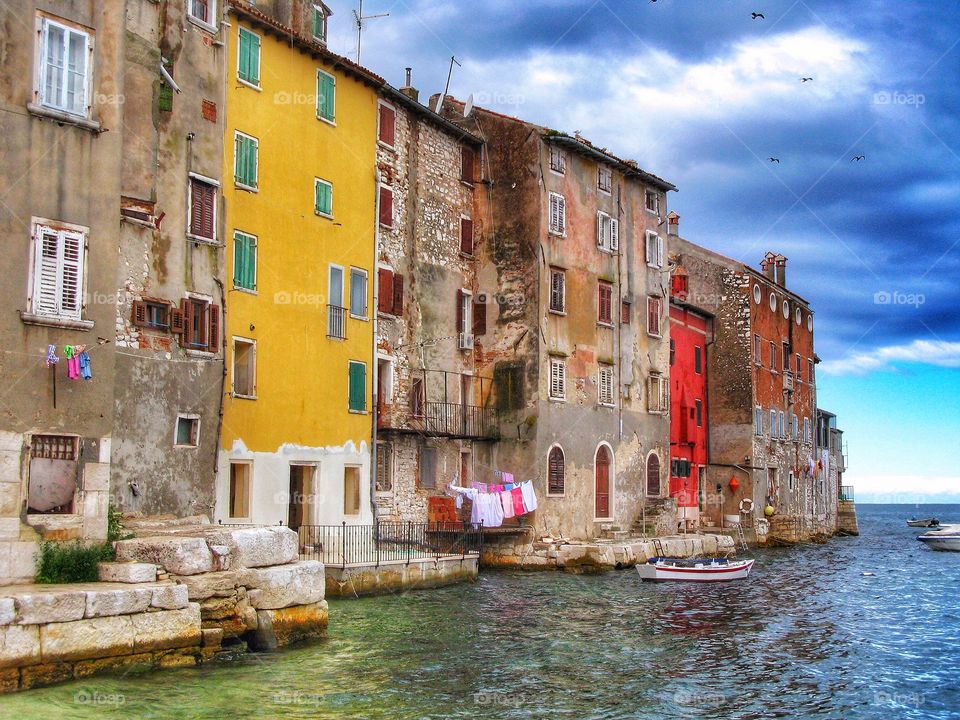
[106,503,132,544]
[35,540,114,584]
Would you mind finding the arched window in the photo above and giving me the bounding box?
[646,454,661,497]
[548,446,564,495]
[595,445,612,518]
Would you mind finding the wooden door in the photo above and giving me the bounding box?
[595,446,610,518]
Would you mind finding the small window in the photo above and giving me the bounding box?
[769,291,777,311]
[598,166,612,193]
[317,70,336,122]
[234,132,258,190]
[795,353,802,376]
[188,177,217,241]
[645,231,664,268]
[795,307,802,326]
[549,145,565,174]
[753,284,762,305]
[229,462,251,518]
[670,338,676,366]
[180,297,219,351]
[232,338,256,397]
[377,267,404,316]
[647,375,668,413]
[375,442,392,493]
[233,231,257,291]
[779,411,786,439]
[30,223,86,321]
[378,184,393,227]
[460,216,474,255]
[315,178,333,218]
[598,364,615,406]
[312,3,328,43]
[621,299,631,325]
[782,299,790,319]
[237,27,261,86]
[696,399,703,427]
[597,212,619,252]
[418,444,437,489]
[769,341,777,371]
[694,346,702,374]
[548,192,566,236]
[175,415,200,447]
[132,299,171,330]
[549,269,566,313]
[548,446,565,495]
[754,334,762,365]
[461,146,476,183]
[769,409,777,437]
[348,361,367,412]
[378,102,396,147]
[349,268,368,318]
[804,417,811,443]
[808,358,815,385]
[38,17,92,117]
[754,406,763,435]
[188,0,216,27]
[598,283,613,325]
[807,314,814,332]
[647,296,662,337]
[792,414,799,440]
[645,190,659,214]
[549,358,566,401]
[343,466,361,515]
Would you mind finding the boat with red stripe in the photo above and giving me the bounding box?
[636,556,755,582]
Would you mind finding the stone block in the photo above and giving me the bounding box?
[0,518,20,541]
[157,650,196,668]
[15,590,86,625]
[0,624,40,668]
[228,527,298,568]
[114,536,214,575]
[150,584,188,610]
[98,562,158,584]
[0,666,19,692]
[171,570,239,600]
[85,588,152,618]
[20,661,73,689]
[131,603,201,652]
[0,541,38,583]
[0,482,20,517]
[72,651,154,679]
[201,627,222,648]
[82,463,110,493]
[0,598,14,626]
[239,560,325,609]
[252,600,328,651]
[40,614,134,662]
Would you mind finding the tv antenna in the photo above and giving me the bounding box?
[354,0,389,64]
[433,55,461,114]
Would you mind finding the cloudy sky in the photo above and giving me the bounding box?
[326,0,960,502]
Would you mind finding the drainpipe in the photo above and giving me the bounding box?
[704,320,715,526]
[370,167,382,525]
[616,181,624,442]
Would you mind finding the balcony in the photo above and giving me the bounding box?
[327,304,346,339]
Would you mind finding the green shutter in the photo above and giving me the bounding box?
[238,28,260,85]
[317,72,335,121]
[235,135,258,188]
[315,180,332,216]
[349,362,366,412]
[246,138,258,188]
[234,232,256,290]
[313,7,326,41]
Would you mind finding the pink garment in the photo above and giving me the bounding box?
[502,472,514,484]
[501,490,515,519]
[67,356,80,380]
[511,487,525,516]
[477,482,489,493]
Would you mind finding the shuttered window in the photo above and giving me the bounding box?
[178,298,219,351]
[548,446,565,495]
[234,132,258,189]
[348,361,366,412]
[375,442,392,492]
[549,358,566,401]
[377,267,404,315]
[460,217,474,255]
[598,365,614,406]
[598,283,613,325]
[597,212,618,252]
[548,193,566,236]
[598,166,612,193]
[378,103,396,146]
[549,269,565,313]
[315,178,333,217]
[755,407,763,435]
[472,295,487,336]
[349,268,367,318]
[189,178,216,241]
[647,296,662,337]
[694,346,702,374]
[31,224,85,321]
[645,231,664,268]
[461,146,475,183]
[312,4,328,42]
[237,28,261,86]
[647,375,668,413]
[621,299,631,325]
[317,70,336,121]
[549,145,565,174]
[39,18,90,117]
[233,231,257,291]
[379,185,393,227]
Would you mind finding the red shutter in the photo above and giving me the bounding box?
[599,284,612,324]
[379,105,395,146]
[378,268,394,314]
[460,217,474,255]
[621,300,630,325]
[170,306,185,334]
[181,299,194,346]
[190,180,215,240]
[392,274,404,316]
[132,300,146,327]
[461,147,475,183]
[379,186,393,227]
[473,296,487,336]
[208,304,220,351]
[456,290,464,333]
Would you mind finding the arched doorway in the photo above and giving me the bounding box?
[595,445,612,518]
[647,453,661,497]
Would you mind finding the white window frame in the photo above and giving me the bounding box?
[598,364,615,407]
[328,263,345,308]
[645,231,664,269]
[349,267,368,320]
[315,177,334,219]
[186,172,220,244]
[548,192,566,237]
[645,189,659,215]
[598,165,612,194]
[769,291,777,311]
[549,145,566,175]
[174,414,201,448]
[28,220,87,323]
[769,409,776,438]
[311,3,329,43]
[646,296,662,338]
[233,130,259,192]
[549,358,566,401]
[378,182,393,228]
[231,336,257,399]
[754,406,763,435]
[753,284,762,305]
[36,16,93,119]
[187,0,218,33]
[549,268,566,314]
[316,69,336,125]
[236,26,262,90]
[459,289,473,341]
[597,211,619,253]
[647,374,668,414]
[232,230,257,293]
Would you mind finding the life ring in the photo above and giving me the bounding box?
[739,498,754,514]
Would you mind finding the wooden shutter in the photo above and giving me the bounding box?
[349,362,366,412]
[610,218,619,251]
[379,186,393,227]
[208,304,220,351]
[473,296,487,336]
[317,72,335,120]
[59,231,84,320]
[456,290,464,333]
[460,217,474,255]
[181,299,194,346]
[597,212,605,248]
[657,236,665,267]
[33,228,61,317]
[550,360,565,399]
[599,284,612,324]
[170,305,185,334]
[132,300,147,326]
[621,300,630,324]
[557,195,565,234]
[392,274,404,316]
[461,146,475,183]
[379,104,395,146]
[190,180,215,240]
[377,268,394,313]
[548,447,564,494]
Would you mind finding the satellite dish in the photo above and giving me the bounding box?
[464,93,474,117]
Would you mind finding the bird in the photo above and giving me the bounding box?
[852,155,865,161]
[801,77,814,82]
[752,12,765,20]
[768,157,780,163]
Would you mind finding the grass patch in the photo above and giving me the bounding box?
[35,504,132,584]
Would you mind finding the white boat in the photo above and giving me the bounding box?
[636,557,755,582]
[917,526,960,552]
[907,518,940,528]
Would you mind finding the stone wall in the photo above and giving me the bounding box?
[326,556,478,598]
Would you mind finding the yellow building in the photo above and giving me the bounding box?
[217,1,380,528]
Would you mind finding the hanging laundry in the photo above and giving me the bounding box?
[501,472,514,484]
[487,492,504,528]
[520,480,538,513]
[45,345,59,367]
[78,352,92,380]
[511,486,525,516]
[67,354,80,380]
[501,489,515,519]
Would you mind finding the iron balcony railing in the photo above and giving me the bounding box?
[327,304,347,339]
[839,485,855,502]
[412,401,497,439]
[297,521,483,568]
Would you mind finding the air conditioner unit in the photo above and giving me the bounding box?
[459,332,474,350]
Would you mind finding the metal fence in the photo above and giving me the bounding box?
[839,485,855,502]
[297,522,483,568]
[327,304,346,339]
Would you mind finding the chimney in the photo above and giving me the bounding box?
[667,211,680,237]
[761,251,777,281]
[774,254,787,287]
[399,67,419,103]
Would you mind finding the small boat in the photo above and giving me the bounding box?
[907,518,940,528]
[917,526,960,552]
[636,556,755,582]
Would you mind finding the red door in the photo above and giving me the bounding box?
[595,446,611,518]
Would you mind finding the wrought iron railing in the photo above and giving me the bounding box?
[405,401,498,439]
[327,304,346,339]
[297,522,483,568]
[839,485,855,502]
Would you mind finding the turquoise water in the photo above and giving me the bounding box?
[2,504,959,719]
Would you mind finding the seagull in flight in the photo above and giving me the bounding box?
[752,12,765,20]
[768,157,780,163]
[852,155,865,162]
[801,77,814,82]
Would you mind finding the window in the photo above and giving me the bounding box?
[132,299,171,330]
[549,358,566,401]
[378,102,396,147]
[597,212,619,252]
[647,375,668,413]
[782,299,790,319]
[795,307,802,326]
[472,294,488,337]
[456,289,473,344]
[621,299,631,325]
[753,284,761,304]
[29,223,85,321]
[807,314,814,332]
[769,409,776,437]
[808,358,815,385]
[769,291,777,311]
[312,3,328,43]
[343,466,361,515]
[769,341,777,371]
[788,472,795,491]
[598,364,615,406]
[237,28,260,86]
[645,190,659,214]
[598,283,613,325]
[694,346,702,374]
[796,353,802,377]
[792,414,799,440]
[378,184,393,227]
[312,178,333,218]
[461,146,476,183]
[234,132,258,190]
[175,415,200,447]
[418,444,437,489]
[349,268,368,318]
[646,453,661,496]
[316,70,335,122]
[179,297,219,351]
[410,377,425,417]
[549,268,566,313]
[38,17,91,117]
[755,406,763,435]
[460,217,474,255]
[229,462,251,518]
[598,166,612,193]
[232,338,256,397]
[804,417,811,443]
[377,267,404,315]
[233,231,257,291]
[645,231,664,268]
[494,362,524,412]
[348,361,367,412]
[548,192,566,236]
[375,442,392,493]
[549,145,565,174]
[754,334,762,365]
[782,342,791,371]
[647,296,662,337]
[188,177,217,241]
[188,0,216,28]
[548,446,565,495]
[779,411,786,439]
[670,339,676,366]
[695,399,703,427]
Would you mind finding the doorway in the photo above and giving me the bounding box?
[595,445,611,519]
[288,464,315,531]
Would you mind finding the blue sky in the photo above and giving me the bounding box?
[325,0,960,502]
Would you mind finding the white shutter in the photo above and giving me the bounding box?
[557,195,566,235]
[550,360,565,399]
[610,218,619,251]
[33,228,61,317]
[657,236,664,268]
[59,230,84,319]
[597,212,604,248]
[549,194,558,232]
[660,376,668,412]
